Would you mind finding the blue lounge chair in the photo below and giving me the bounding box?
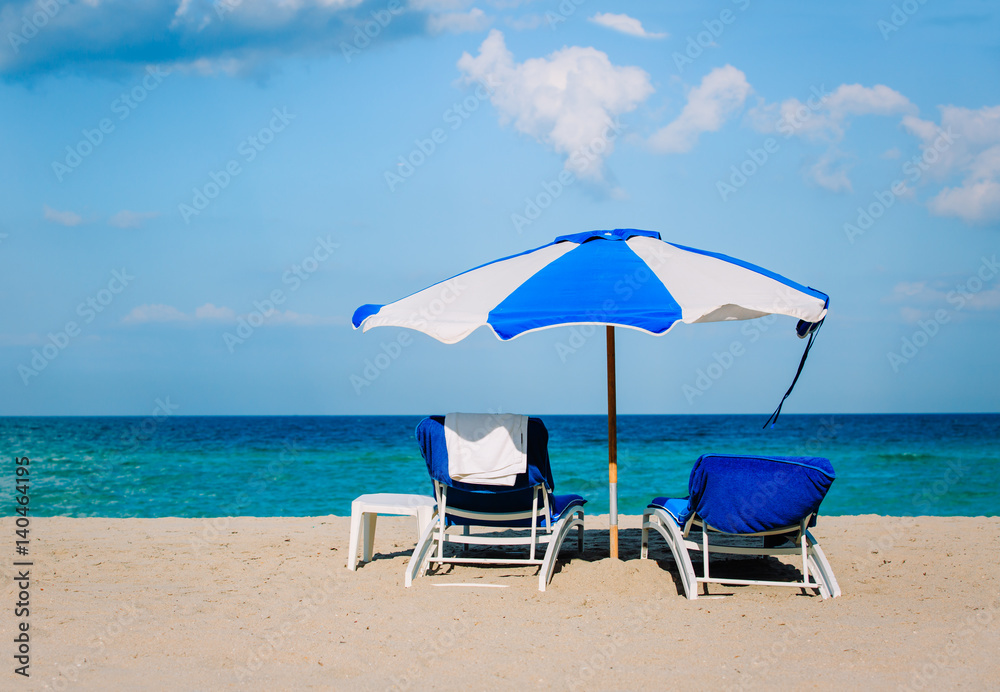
[405,416,586,591]
[641,454,841,599]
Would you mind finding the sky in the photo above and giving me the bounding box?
[2,0,998,416]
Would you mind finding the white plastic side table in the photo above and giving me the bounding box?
[347,493,437,570]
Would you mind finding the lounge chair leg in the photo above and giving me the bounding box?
[644,509,698,599]
[347,500,362,570]
[362,512,377,564]
[806,533,841,598]
[640,511,650,559]
[701,528,711,597]
[405,516,440,588]
[539,510,585,592]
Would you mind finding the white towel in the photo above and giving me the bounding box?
[444,412,528,486]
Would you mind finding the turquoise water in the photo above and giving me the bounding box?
[1,414,997,517]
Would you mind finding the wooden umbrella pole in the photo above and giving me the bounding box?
[606,326,619,559]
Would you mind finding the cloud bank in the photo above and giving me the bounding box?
[903,105,1000,225]
[749,82,916,192]
[457,29,653,184]
[0,0,428,78]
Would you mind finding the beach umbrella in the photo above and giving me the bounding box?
[352,229,828,558]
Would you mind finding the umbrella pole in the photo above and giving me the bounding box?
[606,326,618,559]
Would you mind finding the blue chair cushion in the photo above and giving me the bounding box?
[415,416,585,528]
[438,492,585,528]
[551,493,586,521]
[416,416,554,491]
[649,496,694,527]
[687,454,835,534]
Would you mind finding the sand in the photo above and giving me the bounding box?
[3,514,998,690]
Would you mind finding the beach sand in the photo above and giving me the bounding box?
[4,514,998,690]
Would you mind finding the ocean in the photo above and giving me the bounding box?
[1,414,997,518]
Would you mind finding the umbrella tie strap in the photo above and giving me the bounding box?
[763,318,824,429]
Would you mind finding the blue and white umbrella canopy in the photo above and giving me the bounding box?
[353,229,828,341]
[353,228,829,558]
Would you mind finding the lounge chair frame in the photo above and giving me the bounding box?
[406,480,584,591]
[641,507,841,599]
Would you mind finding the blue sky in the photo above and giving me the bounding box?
[2,0,998,416]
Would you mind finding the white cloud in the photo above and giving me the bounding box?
[888,275,1000,314]
[902,105,1000,225]
[409,0,472,10]
[649,65,751,154]
[428,8,492,34]
[807,149,854,193]
[928,180,1000,224]
[122,304,189,324]
[588,12,667,39]
[193,303,236,321]
[122,302,338,326]
[826,83,915,119]
[747,83,915,191]
[457,29,653,184]
[109,210,160,229]
[43,205,82,227]
[891,281,928,299]
[759,83,916,142]
[177,57,246,78]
